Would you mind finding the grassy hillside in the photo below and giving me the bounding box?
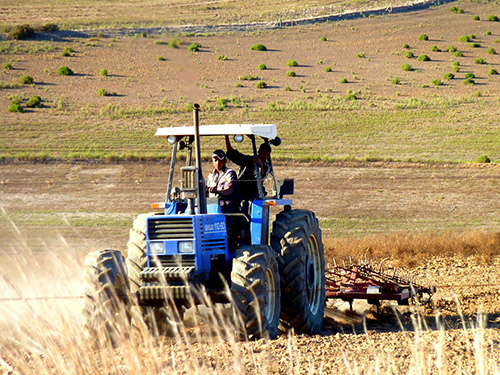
[1,0,499,164]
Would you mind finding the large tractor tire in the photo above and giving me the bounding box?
[230,245,281,340]
[271,209,325,334]
[125,212,179,335]
[82,249,131,347]
[126,213,151,295]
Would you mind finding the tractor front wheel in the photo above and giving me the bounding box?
[230,244,281,340]
[82,249,131,347]
[271,209,325,335]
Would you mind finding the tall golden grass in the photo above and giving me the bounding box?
[324,231,500,267]
[2,214,500,374]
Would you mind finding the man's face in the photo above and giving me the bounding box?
[259,150,271,162]
[212,156,226,171]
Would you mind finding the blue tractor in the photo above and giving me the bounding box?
[83,105,325,340]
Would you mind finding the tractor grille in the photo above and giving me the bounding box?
[148,218,194,240]
[201,238,226,252]
[155,254,195,268]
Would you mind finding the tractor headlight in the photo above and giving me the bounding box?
[178,241,194,253]
[149,241,165,255]
[167,135,177,145]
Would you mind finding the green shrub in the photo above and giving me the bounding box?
[488,68,499,75]
[487,48,496,55]
[41,23,59,32]
[465,73,475,79]
[431,79,442,86]
[487,15,499,22]
[61,46,74,56]
[454,51,464,57]
[392,77,400,85]
[443,72,455,80]
[452,65,459,72]
[168,38,181,48]
[431,45,440,52]
[251,43,267,51]
[287,70,296,77]
[320,36,327,41]
[97,88,109,96]
[476,155,491,163]
[3,62,13,70]
[154,40,168,45]
[285,86,291,91]
[324,66,332,72]
[7,102,23,113]
[100,68,108,76]
[215,97,227,110]
[217,54,228,60]
[450,6,463,13]
[447,45,457,52]
[404,51,414,58]
[286,59,298,67]
[9,95,22,104]
[257,63,267,70]
[486,30,492,35]
[339,78,348,83]
[469,43,481,48]
[417,54,431,61]
[403,44,410,49]
[238,74,259,81]
[188,42,202,52]
[464,77,475,85]
[474,58,486,64]
[345,90,357,100]
[459,35,471,42]
[19,75,34,84]
[256,80,267,88]
[357,52,366,58]
[26,95,42,108]
[8,24,35,40]
[473,15,480,21]
[158,56,166,61]
[57,66,73,75]
[401,63,414,71]
[418,34,429,41]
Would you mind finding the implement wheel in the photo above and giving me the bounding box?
[271,209,325,334]
[231,244,281,340]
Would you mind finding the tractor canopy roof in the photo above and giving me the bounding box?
[155,124,277,140]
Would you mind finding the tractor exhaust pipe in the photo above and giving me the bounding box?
[193,103,207,214]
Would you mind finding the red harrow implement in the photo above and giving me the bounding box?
[325,260,435,310]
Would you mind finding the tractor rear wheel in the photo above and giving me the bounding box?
[230,244,281,340]
[271,209,325,334]
[82,249,130,347]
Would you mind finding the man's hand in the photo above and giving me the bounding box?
[208,185,218,194]
[254,156,265,176]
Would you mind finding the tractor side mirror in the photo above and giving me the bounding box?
[276,179,294,198]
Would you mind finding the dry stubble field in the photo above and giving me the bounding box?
[1,0,500,374]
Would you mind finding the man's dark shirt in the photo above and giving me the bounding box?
[226,148,270,200]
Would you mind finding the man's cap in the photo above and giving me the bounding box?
[212,149,226,160]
